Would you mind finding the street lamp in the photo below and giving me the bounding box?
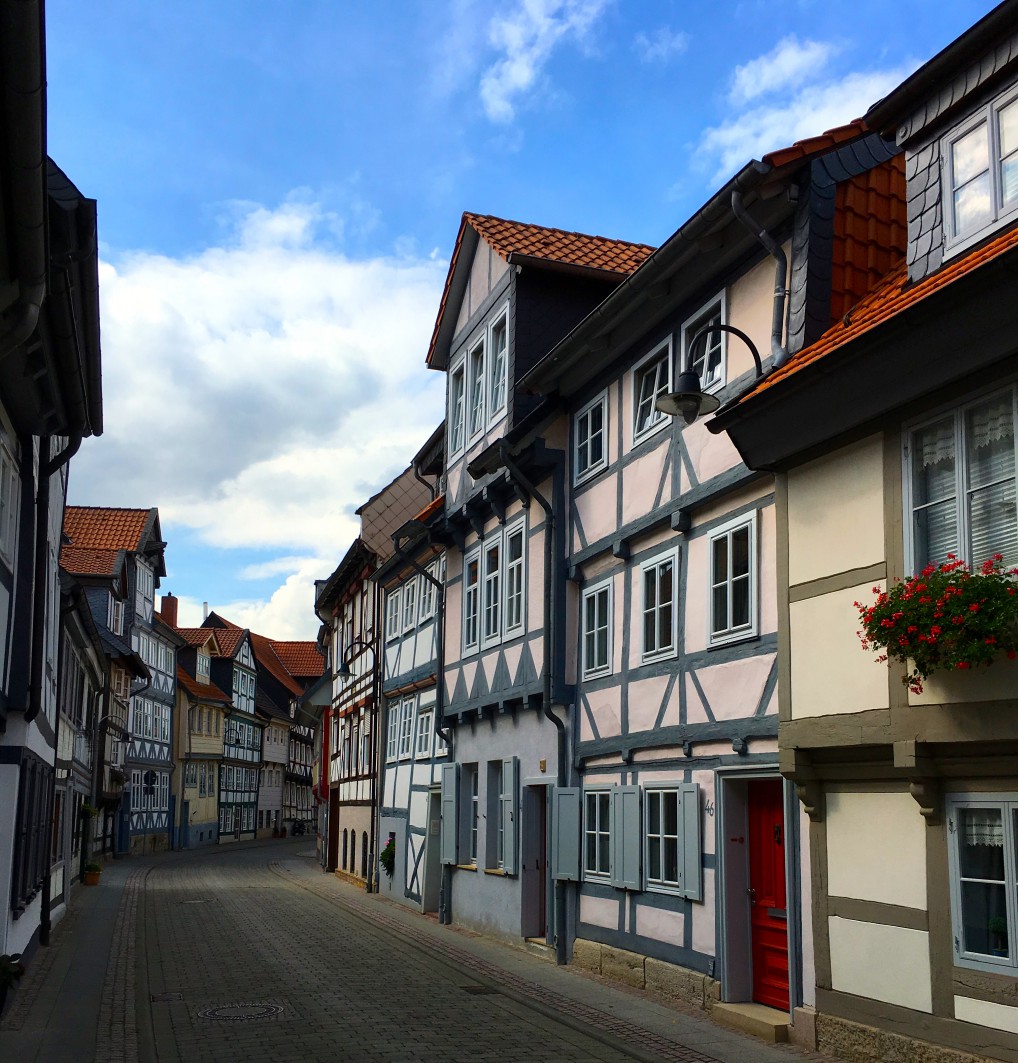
[655,323,763,425]
[335,637,374,680]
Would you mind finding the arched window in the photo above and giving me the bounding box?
[342,829,348,870]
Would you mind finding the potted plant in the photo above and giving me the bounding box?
[379,834,395,880]
[83,861,102,886]
[855,554,1018,694]
[989,915,1009,955]
[79,802,99,820]
[0,953,25,1013]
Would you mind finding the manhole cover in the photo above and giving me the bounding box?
[196,1003,284,1022]
[460,985,498,995]
[150,993,182,1002]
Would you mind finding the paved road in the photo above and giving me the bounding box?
[2,840,841,1063]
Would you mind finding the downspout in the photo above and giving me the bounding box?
[367,583,381,893]
[496,442,569,965]
[412,463,437,501]
[731,190,790,369]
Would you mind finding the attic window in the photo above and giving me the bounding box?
[943,87,1018,252]
[197,652,210,680]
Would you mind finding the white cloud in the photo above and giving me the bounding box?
[697,64,917,184]
[71,197,448,637]
[632,27,688,66]
[728,36,839,106]
[479,0,608,123]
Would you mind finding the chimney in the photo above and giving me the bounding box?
[161,593,178,628]
[203,601,209,620]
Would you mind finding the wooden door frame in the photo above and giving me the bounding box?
[716,767,801,1014]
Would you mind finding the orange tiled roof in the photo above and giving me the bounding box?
[269,641,325,679]
[738,223,1018,404]
[176,628,222,651]
[59,545,121,577]
[412,494,444,525]
[427,213,653,367]
[762,119,869,169]
[176,667,231,704]
[248,631,303,698]
[64,506,151,551]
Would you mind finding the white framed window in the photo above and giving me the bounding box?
[645,787,681,892]
[136,559,154,601]
[0,438,19,567]
[632,339,672,444]
[682,294,726,392]
[482,536,501,646]
[385,587,402,642]
[420,557,442,621]
[503,522,525,637]
[488,309,508,420]
[947,793,1018,973]
[402,577,418,632]
[584,789,611,877]
[416,707,432,759]
[196,651,210,681]
[107,595,124,636]
[905,384,1018,572]
[463,549,480,652]
[575,391,609,484]
[582,579,612,677]
[185,762,198,788]
[469,765,479,864]
[943,86,1018,252]
[468,339,486,439]
[709,512,757,645]
[449,360,466,454]
[398,698,414,759]
[641,548,677,661]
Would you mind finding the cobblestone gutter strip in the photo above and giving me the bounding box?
[95,868,145,1063]
[269,862,714,1063]
[0,906,76,1032]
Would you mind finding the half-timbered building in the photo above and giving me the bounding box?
[431,215,654,951]
[713,7,1018,1060]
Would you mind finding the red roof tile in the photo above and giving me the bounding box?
[427,213,653,367]
[176,628,223,651]
[762,119,869,169]
[248,631,303,698]
[411,494,444,525]
[64,506,152,551]
[59,545,122,577]
[176,667,231,704]
[737,223,1018,405]
[269,641,325,679]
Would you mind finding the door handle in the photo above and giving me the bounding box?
[747,887,756,903]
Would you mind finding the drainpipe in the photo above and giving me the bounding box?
[366,587,381,893]
[731,190,789,369]
[496,442,569,965]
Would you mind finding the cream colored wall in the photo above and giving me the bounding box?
[726,242,790,376]
[828,917,932,1013]
[826,790,927,909]
[954,996,1018,1035]
[787,434,885,586]
[910,654,1018,705]
[789,582,890,717]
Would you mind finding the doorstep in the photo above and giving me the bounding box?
[523,937,556,964]
[711,1001,789,1043]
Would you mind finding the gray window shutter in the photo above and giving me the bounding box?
[611,785,640,890]
[680,782,702,901]
[440,762,459,865]
[552,786,581,881]
[501,756,519,875]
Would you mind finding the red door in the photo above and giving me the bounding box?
[747,779,789,1011]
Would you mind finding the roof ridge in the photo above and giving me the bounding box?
[464,211,655,252]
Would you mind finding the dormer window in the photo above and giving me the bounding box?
[197,651,210,680]
[108,595,124,636]
[944,87,1018,251]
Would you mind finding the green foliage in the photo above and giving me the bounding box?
[83,862,102,874]
[856,554,1018,695]
[379,835,395,880]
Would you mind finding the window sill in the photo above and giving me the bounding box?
[455,863,478,872]
[582,667,612,681]
[641,649,677,666]
[632,418,671,449]
[708,630,759,650]
[574,462,610,489]
[483,867,508,876]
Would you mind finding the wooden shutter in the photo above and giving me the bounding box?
[501,756,519,875]
[680,782,702,901]
[440,762,459,865]
[552,786,581,881]
[611,785,641,890]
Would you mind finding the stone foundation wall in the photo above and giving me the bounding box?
[571,939,720,1012]
[815,1011,994,1063]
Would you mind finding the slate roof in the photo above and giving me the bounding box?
[761,119,870,169]
[60,545,122,577]
[176,667,231,704]
[269,641,325,679]
[730,222,1018,407]
[64,506,154,551]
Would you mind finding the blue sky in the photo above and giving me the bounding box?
[52,0,995,637]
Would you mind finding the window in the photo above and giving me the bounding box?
[645,788,681,890]
[575,392,608,483]
[584,790,611,877]
[415,708,432,759]
[420,557,442,621]
[947,794,1018,973]
[682,296,725,392]
[709,513,757,645]
[468,765,479,864]
[402,577,418,632]
[488,312,508,418]
[504,524,525,636]
[136,560,154,601]
[398,698,414,759]
[632,340,672,442]
[468,340,486,438]
[582,580,612,677]
[0,438,19,566]
[197,651,210,680]
[108,595,124,636]
[906,385,1018,572]
[186,762,198,788]
[482,537,501,645]
[944,87,1018,250]
[641,549,677,661]
[463,550,480,651]
[449,361,466,454]
[386,588,402,641]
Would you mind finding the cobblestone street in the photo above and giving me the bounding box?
[2,840,843,1063]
